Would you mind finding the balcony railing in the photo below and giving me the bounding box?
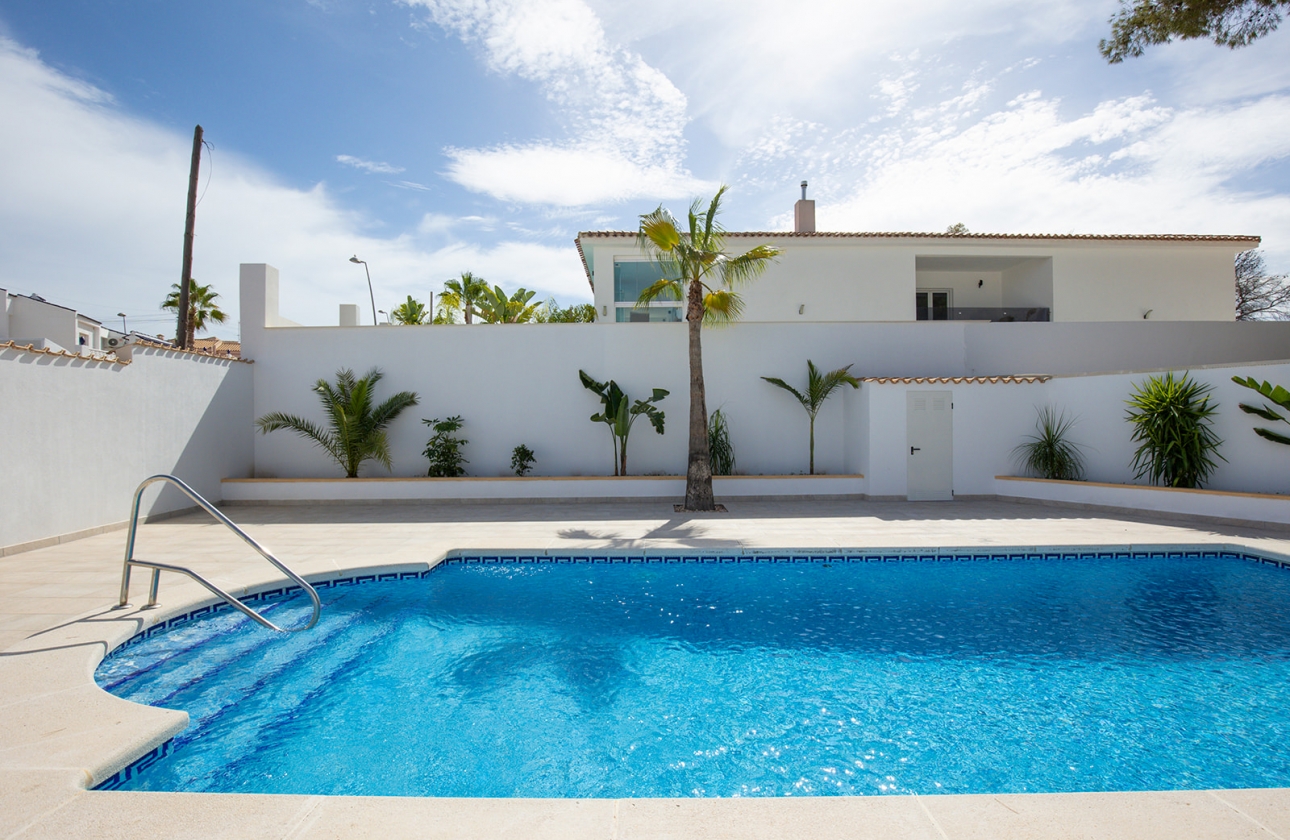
[917,307,1050,322]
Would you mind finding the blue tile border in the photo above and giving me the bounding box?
[93,740,172,790]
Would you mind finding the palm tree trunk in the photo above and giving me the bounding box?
[620,434,628,477]
[684,283,715,510]
[809,415,815,475]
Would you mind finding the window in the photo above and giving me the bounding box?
[614,260,682,323]
[916,290,951,321]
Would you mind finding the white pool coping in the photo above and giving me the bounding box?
[5,498,1290,839]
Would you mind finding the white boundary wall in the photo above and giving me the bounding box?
[242,265,1290,495]
[1,345,254,552]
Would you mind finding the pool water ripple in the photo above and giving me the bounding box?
[95,553,1290,797]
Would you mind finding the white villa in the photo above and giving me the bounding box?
[578,193,1255,324]
[0,288,112,354]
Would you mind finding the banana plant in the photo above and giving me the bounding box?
[578,370,668,476]
[476,285,540,324]
[1233,376,1290,446]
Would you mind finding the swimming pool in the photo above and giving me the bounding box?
[95,549,1290,797]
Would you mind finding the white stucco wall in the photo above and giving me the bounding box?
[241,265,1290,488]
[581,234,1248,324]
[1052,243,1236,322]
[0,345,254,551]
[7,294,78,351]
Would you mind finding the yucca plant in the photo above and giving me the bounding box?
[256,368,419,478]
[1012,406,1087,481]
[1232,376,1290,446]
[1125,372,1225,488]
[708,408,736,476]
[761,360,860,474]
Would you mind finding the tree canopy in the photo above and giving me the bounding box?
[1101,0,1287,62]
[1235,249,1290,320]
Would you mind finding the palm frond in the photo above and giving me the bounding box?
[761,376,808,410]
[637,209,682,253]
[807,362,860,414]
[720,245,782,289]
[702,289,744,325]
[254,413,343,465]
[638,277,683,306]
[369,390,420,429]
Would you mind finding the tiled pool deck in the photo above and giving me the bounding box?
[5,498,1290,839]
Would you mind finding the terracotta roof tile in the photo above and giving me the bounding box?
[0,340,128,365]
[862,375,1050,384]
[577,231,1260,243]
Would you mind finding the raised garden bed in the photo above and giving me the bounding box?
[995,475,1290,525]
[221,474,867,503]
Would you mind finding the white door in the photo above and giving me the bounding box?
[907,391,953,501]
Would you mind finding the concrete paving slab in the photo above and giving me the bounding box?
[298,796,617,840]
[922,790,1272,840]
[614,796,943,840]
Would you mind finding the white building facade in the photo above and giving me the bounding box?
[578,231,1255,324]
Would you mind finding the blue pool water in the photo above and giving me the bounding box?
[96,551,1290,797]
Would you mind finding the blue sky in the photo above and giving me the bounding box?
[0,0,1287,335]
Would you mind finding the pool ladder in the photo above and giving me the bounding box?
[114,474,321,632]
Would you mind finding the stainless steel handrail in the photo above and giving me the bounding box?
[115,474,321,632]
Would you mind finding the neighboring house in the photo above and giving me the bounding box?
[0,289,107,353]
[577,194,1256,324]
[192,337,241,358]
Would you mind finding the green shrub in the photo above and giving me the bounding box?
[511,444,536,476]
[1012,406,1086,481]
[1125,372,1224,488]
[708,409,736,475]
[423,416,468,477]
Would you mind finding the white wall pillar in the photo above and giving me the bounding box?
[339,304,359,327]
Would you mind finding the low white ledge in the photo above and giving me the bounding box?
[995,475,1290,525]
[221,474,867,503]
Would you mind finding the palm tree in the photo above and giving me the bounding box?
[762,361,860,474]
[391,295,428,325]
[255,368,419,478]
[161,279,227,347]
[637,186,781,509]
[476,285,540,324]
[439,272,489,324]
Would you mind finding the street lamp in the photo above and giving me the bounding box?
[349,255,377,326]
[378,309,389,325]
[117,312,127,333]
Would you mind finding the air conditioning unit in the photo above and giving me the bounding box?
[107,337,121,347]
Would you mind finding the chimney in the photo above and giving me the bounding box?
[794,181,815,233]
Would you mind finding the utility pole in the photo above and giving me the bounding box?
[176,124,203,349]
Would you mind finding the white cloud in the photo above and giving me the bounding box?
[590,0,1108,145]
[336,154,405,174]
[773,88,1290,267]
[444,144,714,205]
[402,0,712,205]
[0,38,589,337]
